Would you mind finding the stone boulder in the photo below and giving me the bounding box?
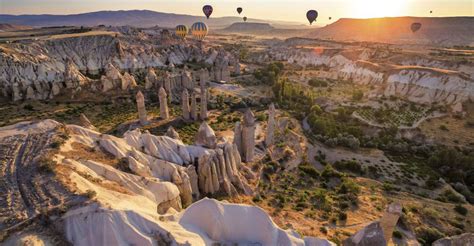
[195,122,217,149]
[343,222,386,246]
[433,233,474,246]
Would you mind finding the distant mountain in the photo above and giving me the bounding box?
[0,23,32,32]
[0,10,301,29]
[306,17,474,46]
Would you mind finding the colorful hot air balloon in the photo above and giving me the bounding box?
[243,16,248,22]
[306,10,318,25]
[175,25,188,39]
[191,22,208,40]
[411,22,422,33]
[203,5,213,19]
[237,7,243,15]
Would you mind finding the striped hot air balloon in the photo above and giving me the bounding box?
[190,22,208,41]
[175,25,188,39]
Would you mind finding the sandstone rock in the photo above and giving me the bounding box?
[136,91,148,125]
[380,202,402,244]
[159,87,169,120]
[200,89,208,120]
[121,72,137,90]
[433,233,474,246]
[181,89,190,121]
[79,113,97,131]
[241,109,256,162]
[343,222,386,246]
[233,122,243,155]
[195,122,217,149]
[265,103,276,146]
[190,91,197,120]
[221,62,231,83]
[145,67,158,90]
[165,126,180,140]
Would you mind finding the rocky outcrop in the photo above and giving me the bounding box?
[262,45,474,108]
[145,67,159,90]
[343,202,402,246]
[79,113,97,131]
[195,122,217,149]
[121,72,137,90]
[343,222,386,246]
[159,87,169,120]
[190,91,198,120]
[265,103,276,146]
[181,89,190,120]
[136,91,148,125]
[234,109,257,162]
[0,34,235,101]
[433,233,474,246]
[165,126,180,140]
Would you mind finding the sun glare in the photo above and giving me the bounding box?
[351,0,408,18]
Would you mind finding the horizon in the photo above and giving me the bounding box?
[1,0,473,25]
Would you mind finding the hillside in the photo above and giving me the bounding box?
[0,10,300,29]
[218,22,315,38]
[0,23,31,32]
[307,17,474,46]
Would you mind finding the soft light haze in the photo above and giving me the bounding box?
[1,0,473,24]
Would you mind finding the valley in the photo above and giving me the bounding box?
[0,14,473,246]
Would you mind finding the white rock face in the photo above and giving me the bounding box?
[261,45,474,108]
[0,34,234,101]
[179,198,333,245]
[234,109,257,162]
[2,120,334,245]
[265,103,276,146]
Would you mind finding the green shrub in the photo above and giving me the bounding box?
[338,212,347,221]
[352,90,364,101]
[416,227,445,245]
[393,230,403,239]
[454,204,468,216]
[298,162,320,179]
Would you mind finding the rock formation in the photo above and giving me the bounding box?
[343,222,387,246]
[145,67,158,90]
[121,72,137,90]
[221,62,231,82]
[164,72,172,101]
[200,89,208,120]
[379,202,402,244]
[433,233,474,246]
[233,59,241,75]
[343,202,402,246]
[234,109,256,162]
[181,89,190,121]
[79,113,97,131]
[136,91,148,125]
[191,91,198,120]
[159,87,169,120]
[195,122,217,149]
[265,103,276,146]
[165,126,180,140]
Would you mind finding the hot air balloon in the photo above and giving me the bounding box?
[306,10,318,25]
[430,10,433,14]
[237,7,243,15]
[329,17,332,20]
[203,5,213,19]
[243,17,248,22]
[175,25,188,39]
[410,22,422,33]
[191,22,208,40]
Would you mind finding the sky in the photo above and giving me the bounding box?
[1,0,473,24]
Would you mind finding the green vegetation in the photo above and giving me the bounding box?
[308,78,329,87]
[454,204,468,216]
[355,105,429,127]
